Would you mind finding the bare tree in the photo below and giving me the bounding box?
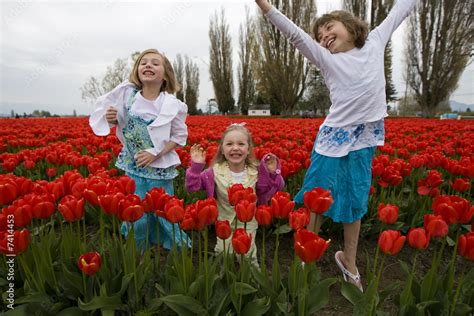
[255,0,315,115]
[184,56,200,115]
[173,54,185,102]
[209,9,235,114]
[307,68,331,116]
[237,7,257,115]
[343,0,367,20]
[405,0,472,117]
[81,57,130,103]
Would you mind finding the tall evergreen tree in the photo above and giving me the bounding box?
[209,9,235,114]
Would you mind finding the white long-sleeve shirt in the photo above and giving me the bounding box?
[265,0,416,127]
[89,81,188,168]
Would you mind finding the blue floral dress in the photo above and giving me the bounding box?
[294,119,384,223]
[118,89,188,251]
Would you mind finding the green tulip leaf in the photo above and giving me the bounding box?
[78,295,123,311]
[453,303,473,315]
[2,304,29,316]
[241,297,271,316]
[272,224,292,235]
[340,280,364,305]
[188,275,204,298]
[56,307,86,316]
[307,277,337,313]
[14,293,52,305]
[159,294,206,316]
[233,282,258,295]
[446,236,455,247]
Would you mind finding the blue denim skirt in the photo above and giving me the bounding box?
[294,146,376,223]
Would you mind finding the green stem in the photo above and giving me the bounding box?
[82,271,88,301]
[115,217,127,275]
[239,253,244,315]
[301,264,309,316]
[18,254,44,292]
[180,229,187,292]
[145,213,149,251]
[131,227,140,308]
[450,264,466,316]
[261,226,267,277]
[156,218,160,272]
[204,227,209,309]
[82,216,87,247]
[198,231,202,275]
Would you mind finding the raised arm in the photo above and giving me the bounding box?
[256,153,285,205]
[255,0,331,70]
[370,0,417,46]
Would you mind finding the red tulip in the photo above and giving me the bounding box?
[232,228,252,254]
[142,187,167,213]
[0,229,30,255]
[451,178,471,193]
[114,176,136,195]
[255,205,273,226]
[98,192,125,216]
[215,220,232,240]
[31,194,56,219]
[289,208,310,231]
[47,181,66,201]
[58,195,85,222]
[194,198,218,230]
[235,200,256,223]
[164,197,185,223]
[24,160,35,170]
[377,203,399,224]
[78,252,101,276]
[0,204,33,229]
[271,191,295,219]
[417,170,443,196]
[180,204,196,231]
[303,187,333,215]
[46,168,57,178]
[294,229,330,263]
[118,194,144,222]
[407,228,430,249]
[432,195,472,225]
[227,184,257,206]
[83,177,108,206]
[0,179,18,205]
[424,214,448,238]
[458,232,474,261]
[378,230,406,255]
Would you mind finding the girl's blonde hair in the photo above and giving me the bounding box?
[312,11,369,48]
[211,124,259,169]
[129,48,180,94]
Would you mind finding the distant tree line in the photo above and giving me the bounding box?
[81,0,471,118]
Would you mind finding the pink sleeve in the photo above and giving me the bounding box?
[256,154,285,205]
[185,162,215,197]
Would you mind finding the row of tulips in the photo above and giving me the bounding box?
[0,117,473,314]
[1,173,472,314]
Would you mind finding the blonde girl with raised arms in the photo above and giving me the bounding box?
[185,124,285,265]
[256,0,416,291]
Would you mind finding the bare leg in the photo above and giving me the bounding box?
[341,220,361,275]
[308,213,324,234]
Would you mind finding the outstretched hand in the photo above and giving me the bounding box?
[264,153,277,173]
[255,0,272,13]
[190,144,207,164]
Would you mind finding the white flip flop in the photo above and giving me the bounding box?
[335,250,363,292]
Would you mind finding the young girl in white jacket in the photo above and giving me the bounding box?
[89,48,189,251]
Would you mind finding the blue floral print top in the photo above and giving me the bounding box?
[315,119,385,157]
[115,89,178,180]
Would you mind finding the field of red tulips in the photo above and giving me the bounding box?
[0,116,473,315]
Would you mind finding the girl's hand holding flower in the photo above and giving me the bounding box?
[190,144,207,164]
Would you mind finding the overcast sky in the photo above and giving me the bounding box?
[1,0,472,116]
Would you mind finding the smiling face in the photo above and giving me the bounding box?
[222,130,250,171]
[137,53,165,86]
[317,20,355,54]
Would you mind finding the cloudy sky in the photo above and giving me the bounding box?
[1,0,472,116]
